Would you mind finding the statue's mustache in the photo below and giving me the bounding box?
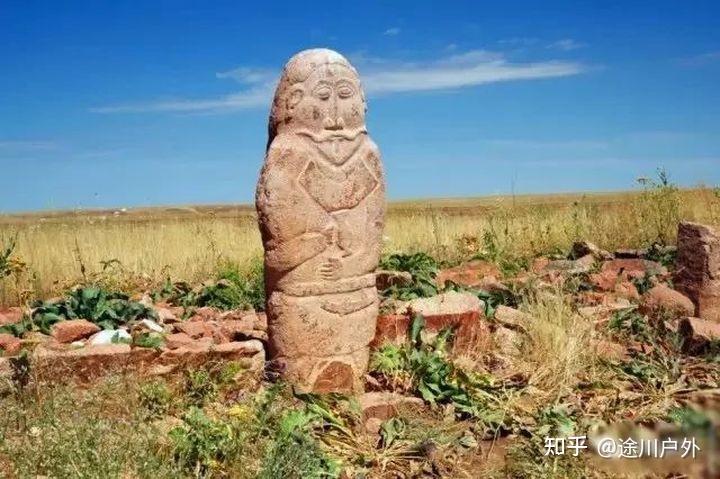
[296,128,367,142]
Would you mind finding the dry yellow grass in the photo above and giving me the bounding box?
[1,187,718,307]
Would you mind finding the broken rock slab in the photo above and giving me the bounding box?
[679,317,720,353]
[30,340,265,383]
[0,307,23,326]
[359,392,424,433]
[0,333,21,356]
[436,260,501,289]
[51,320,101,344]
[674,221,720,322]
[639,284,694,319]
[374,292,490,351]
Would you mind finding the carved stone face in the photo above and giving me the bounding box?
[287,63,366,140]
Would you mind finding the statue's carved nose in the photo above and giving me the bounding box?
[323,116,345,130]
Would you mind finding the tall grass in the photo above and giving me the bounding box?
[0,186,718,307]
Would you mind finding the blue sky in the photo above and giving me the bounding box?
[1,0,719,212]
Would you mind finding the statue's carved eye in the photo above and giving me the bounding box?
[337,84,354,99]
[315,86,332,100]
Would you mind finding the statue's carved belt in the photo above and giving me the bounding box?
[278,273,376,297]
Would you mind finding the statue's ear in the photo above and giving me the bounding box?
[287,87,303,110]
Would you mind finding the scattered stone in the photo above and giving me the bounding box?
[359,392,424,423]
[678,317,720,352]
[33,343,135,382]
[88,328,132,346]
[0,307,23,326]
[164,332,193,350]
[0,333,21,356]
[374,292,489,351]
[542,254,595,275]
[139,318,164,333]
[592,339,628,362]
[391,291,483,317]
[174,321,229,343]
[436,260,501,289]
[188,306,221,322]
[492,326,521,357]
[600,259,666,280]
[571,241,613,261]
[158,340,265,374]
[51,320,101,344]
[674,221,720,322]
[493,305,530,331]
[639,284,694,319]
[256,49,385,394]
[376,270,413,290]
[614,248,648,259]
[155,306,180,324]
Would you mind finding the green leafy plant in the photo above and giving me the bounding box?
[28,286,156,333]
[138,380,173,419]
[608,308,652,341]
[379,252,440,300]
[154,260,265,312]
[259,408,341,479]
[371,314,505,425]
[184,369,218,407]
[169,407,237,476]
[134,332,164,349]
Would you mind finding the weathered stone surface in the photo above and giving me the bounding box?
[493,305,530,331]
[373,292,489,351]
[599,259,666,280]
[436,260,501,289]
[256,49,385,393]
[32,340,265,382]
[158,340,265,374]
[639,284,694,319]
[51,320,101,344]
[541,254,595,275]
[0,307,23,326]
[674,222,720,322]
[359,392,424,423]
[164,332,194,350]
[0,333,21,356]
[592,339,628,362]
[492,326,521,357]
[33,343,136,381]
[679,317,720,352]
[391,291,483,316]
[375,270,413,290]
[571,241,613,261]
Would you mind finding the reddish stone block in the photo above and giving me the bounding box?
[0,333,21,356]
[436,260,501,289]
[51,320,101,344]
[0,307,23,326]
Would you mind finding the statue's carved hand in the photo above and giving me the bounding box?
[319,257,341,281]
[322,223,339,246]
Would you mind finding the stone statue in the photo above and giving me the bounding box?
[256,49,386,393]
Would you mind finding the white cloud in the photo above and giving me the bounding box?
[383,27,401,36]
[215,66,275,84]
[91,49,586,114]
[678,51,720,67]
[547,39,585,51]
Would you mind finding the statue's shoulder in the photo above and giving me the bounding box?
[264,134,311,170]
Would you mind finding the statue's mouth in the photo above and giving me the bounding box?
[297,128,366,165]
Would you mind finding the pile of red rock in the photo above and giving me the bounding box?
[1,221,718,387]
[0,305,267,384]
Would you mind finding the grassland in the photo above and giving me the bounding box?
[1,176,719,478]
[1,183,719,307]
